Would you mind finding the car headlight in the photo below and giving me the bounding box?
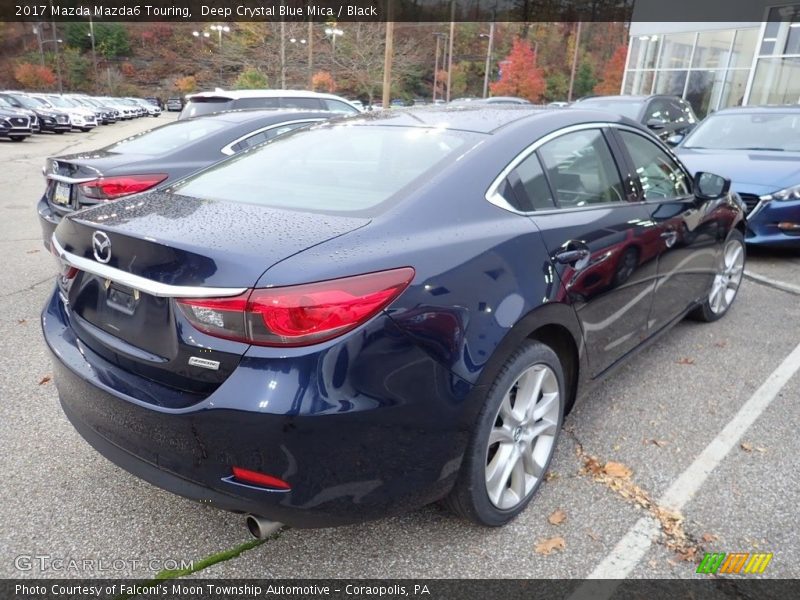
[760,184,800,202]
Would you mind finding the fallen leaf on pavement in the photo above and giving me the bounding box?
[545,471,559,482]
[17,319,27,324]
[38,375,52,385]
[701,533,719,543]
[650,439,669,447]
[535,536,565,555]
[548,509,567,525]
[587,531,600,541]
[740,442,753,452]
[604,461,633,479]
[714,341,727,348]
[26,249,40,254]
[677,357,695,365]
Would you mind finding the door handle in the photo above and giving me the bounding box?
[660,230,678,248]
[553,248,590,265]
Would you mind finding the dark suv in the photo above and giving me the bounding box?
[574,95,698,143]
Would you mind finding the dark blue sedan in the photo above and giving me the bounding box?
[675,106,800,247]
[43,107,745,533]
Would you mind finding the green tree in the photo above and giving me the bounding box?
[95,23,131,58]
[573,62,597,99]
[545,72,569,102]
[62,47,90,91]
[233,68,268,90]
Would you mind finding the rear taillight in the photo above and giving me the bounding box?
[176,267,415,347]
[79,174,167,200]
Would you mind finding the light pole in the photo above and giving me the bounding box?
[446,2,455,103]
[32,24,45,66]
[192,29,211,50]
[324,26,343,53]
[88,16,98,93]
[289,36,307,89]
[209,24,230,49]
[49,1,63,94]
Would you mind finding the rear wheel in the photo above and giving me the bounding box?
[689,230,745,322]
[445,341,564,526]
[10,136,26,142]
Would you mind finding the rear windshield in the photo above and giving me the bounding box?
[683,112,800,151]
[179,97,234,119]
[105,119,228,155]
[172,124,479,214]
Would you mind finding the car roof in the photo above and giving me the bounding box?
[713,104,800,114]
[187,89,352,102]
[188,108,339,124]
[334,105,640,134]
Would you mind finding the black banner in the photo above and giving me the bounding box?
[2,579,800,600]
[0,0,791,23]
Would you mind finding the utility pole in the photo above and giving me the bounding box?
[482,20,495,99]
[307,21,314,89]
[280,20,286,89]
[567,21,582,102]
[446,2,455,102]
[382,20,394,108]
[89,15,98,93]
[49,2,63,94]
[33,23,45,66]
[433,33,441,101]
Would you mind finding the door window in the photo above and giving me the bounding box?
[537,129,626,208]
[618,130,691,199]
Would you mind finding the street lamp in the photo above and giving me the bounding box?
[479,24,495,99]
[324,26,343,53]
[209,24,230,49]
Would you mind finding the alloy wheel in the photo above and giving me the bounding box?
[709,239,744,314]
[485,364,560,510]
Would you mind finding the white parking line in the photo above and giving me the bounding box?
[744,269,800,296]
[577,339,800,584]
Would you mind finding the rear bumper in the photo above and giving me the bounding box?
[746,199,800,247]
[42,290,475,527]
[38,196,60,249]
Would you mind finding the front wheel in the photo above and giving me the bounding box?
[10,136,26,142]
[689,230,745,322]
[445,341,564,526]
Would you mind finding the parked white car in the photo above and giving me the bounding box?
[32,94,98,132]
[178,89,362,120]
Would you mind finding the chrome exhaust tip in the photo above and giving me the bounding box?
[246,515,282,539]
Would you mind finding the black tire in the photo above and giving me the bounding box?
[55,130,65,135]
[444,340,565,526]
[689,229,745,323]
[10,136,26,142]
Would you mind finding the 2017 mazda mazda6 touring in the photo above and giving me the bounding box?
[43,107,745,530]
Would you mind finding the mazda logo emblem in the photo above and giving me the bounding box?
[92,231,111,264]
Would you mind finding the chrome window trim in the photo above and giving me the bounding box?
[485,121,622,216]
[51,235,247,299]
[220,119,325,155]
[46,174,96,184]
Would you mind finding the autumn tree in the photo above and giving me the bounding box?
[233,68,268,89]
[594,44,628,95]
[14,63,56,89]
[311,71,335,93]
[490,38,545,102]
[174,75,197,94]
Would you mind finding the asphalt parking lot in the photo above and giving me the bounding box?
[1,116,799,581]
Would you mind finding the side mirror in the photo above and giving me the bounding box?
[665,133,684,147]
[694,171,731,200]
[646,118,666,130]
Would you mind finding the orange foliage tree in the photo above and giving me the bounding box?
[490,38,546,102]
[174,75,197,94]
[14,63,57,89]
[311,71,336,93]
[594,44,628,95]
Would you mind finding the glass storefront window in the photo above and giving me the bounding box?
[730,29,759,68]
[750,56,800,105]
[654,70,687,96]
[623,70,654,95]
[693,30,733,69]
[658,32,696,69]
[685,70,726,117]
[628,36,661,70]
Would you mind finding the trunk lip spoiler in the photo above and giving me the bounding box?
[50,234,248,299]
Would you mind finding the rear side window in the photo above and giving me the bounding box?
[537,129,626,208]
[227,122,314,153]
[511,153,556,210]
[234,97,280,109]
[618,130,691,199]
[174,125,479,214]
[322,99,359,114]
[280,97,323,109]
